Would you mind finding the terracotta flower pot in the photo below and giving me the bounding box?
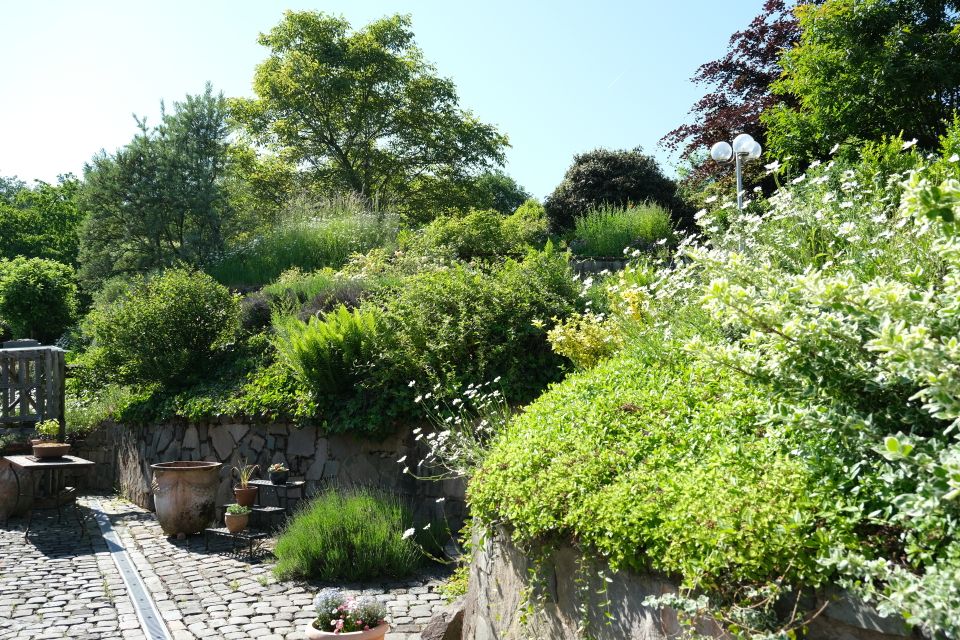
[151,461,222,536]
[32,442,70,459]
[224,511,249,534]
[305,622,389,639]
[234,485,258,507]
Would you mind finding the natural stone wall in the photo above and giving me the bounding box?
[73,419,465,524]
[463,529,913,640]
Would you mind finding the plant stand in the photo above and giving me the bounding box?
[248,478,305,512]
[203,526,269,561]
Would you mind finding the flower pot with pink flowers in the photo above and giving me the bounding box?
[306,588,389,639]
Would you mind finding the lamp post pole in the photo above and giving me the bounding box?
[710,133,762,217]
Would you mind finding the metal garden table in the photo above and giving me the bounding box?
[3,454,95,538]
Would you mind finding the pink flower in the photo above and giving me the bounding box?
[364,625,371,630]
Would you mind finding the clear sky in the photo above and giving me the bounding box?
[0,1,763,198]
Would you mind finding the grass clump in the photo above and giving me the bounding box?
[571,203,673,257]
[208,207,398,288]
[273,487,422,582]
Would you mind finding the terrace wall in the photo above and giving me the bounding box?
[73,420,464,524]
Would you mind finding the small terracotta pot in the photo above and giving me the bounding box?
[305,622,389,639]
[224,511,249,534]
[234,486,258,507]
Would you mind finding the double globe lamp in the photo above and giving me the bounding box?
[710,133,762,214]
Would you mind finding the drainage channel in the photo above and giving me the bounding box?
[88,499,173,640]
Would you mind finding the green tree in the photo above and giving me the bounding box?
[763,0,960,162]
[0,175,84,265]
[0,257,78,343]
[231,11,508,217]
[78,84,236,287]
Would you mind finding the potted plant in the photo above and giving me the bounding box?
[268,462,289,485]
[224,504,251,533]
[307,588,389,639]
[31,419,69,459]
[232,459,260,507]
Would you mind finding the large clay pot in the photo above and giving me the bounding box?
[151,461,222,536]
[305,622,389,639]
[0,459,31,522]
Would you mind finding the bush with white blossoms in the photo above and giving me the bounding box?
[312,588,387,634]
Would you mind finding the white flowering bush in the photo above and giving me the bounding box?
[311,588,387,633]
[472,124,960,638]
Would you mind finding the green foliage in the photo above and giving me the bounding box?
[470,351,825,590]
[571,203,674,258]
[471,124,960,636]
[397,170,530,224]
[79,85,237,288]
[406,204,549,262]
[207,203,397,288]
[272,305,378,397]
[0,257,78,343]
[375,244,580,402]
[232,11,507,215]
[544,148,687,231]
[273,487,423,581]
[763,0,960,163]
[547,311,622,369]
[84,269,239,386]
[0,175,83,265]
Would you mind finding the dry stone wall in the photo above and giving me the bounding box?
[464,529,914,640]
[74,419,465,524]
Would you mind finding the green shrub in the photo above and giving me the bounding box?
[272,304,378,397]
[503,199,549,248]
[84,269,239,386]
[544,148,688,231]
[262,267,376,313]
[0,257,78,343]
[571,204,673,257]
[273,487,422,581]
[469,349,827,590]
[375,243,580,402]
[207,207,398,288]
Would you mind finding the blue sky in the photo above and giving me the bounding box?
[0,1,764,198]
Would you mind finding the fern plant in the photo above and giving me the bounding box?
[272,304,378,396]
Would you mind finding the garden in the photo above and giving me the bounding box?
[2,1,960,639]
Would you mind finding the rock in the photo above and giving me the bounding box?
[287,427,316,457]
[210,427,234,461]
[226,424,250,445]
[182,426,199,450]
[420,600,463,640]
[304,458,325,482]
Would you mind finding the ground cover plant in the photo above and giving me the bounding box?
[468,126,960,638]
[273,487,424,582]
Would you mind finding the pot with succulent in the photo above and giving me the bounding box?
[268,462,289,485]
[31,419,70,459]
[306,589,389,639]
[224,504,251,533]
[232,460,260,507]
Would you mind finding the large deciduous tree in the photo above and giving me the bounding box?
[231,11,508,220]
[660,0,810,184]
[0,175,83,265]
[763,0,960,163]
[79,84,236,287]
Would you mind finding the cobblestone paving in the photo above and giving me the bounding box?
[0,508,136,640]
[1,496,451,640]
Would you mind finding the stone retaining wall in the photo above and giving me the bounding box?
[72,419,465,524]
[463,529,914,640]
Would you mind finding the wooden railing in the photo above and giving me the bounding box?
[0,345,66,439]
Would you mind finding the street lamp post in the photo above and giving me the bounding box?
[710,133,762,215]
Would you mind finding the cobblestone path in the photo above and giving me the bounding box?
[0,496,451,640]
